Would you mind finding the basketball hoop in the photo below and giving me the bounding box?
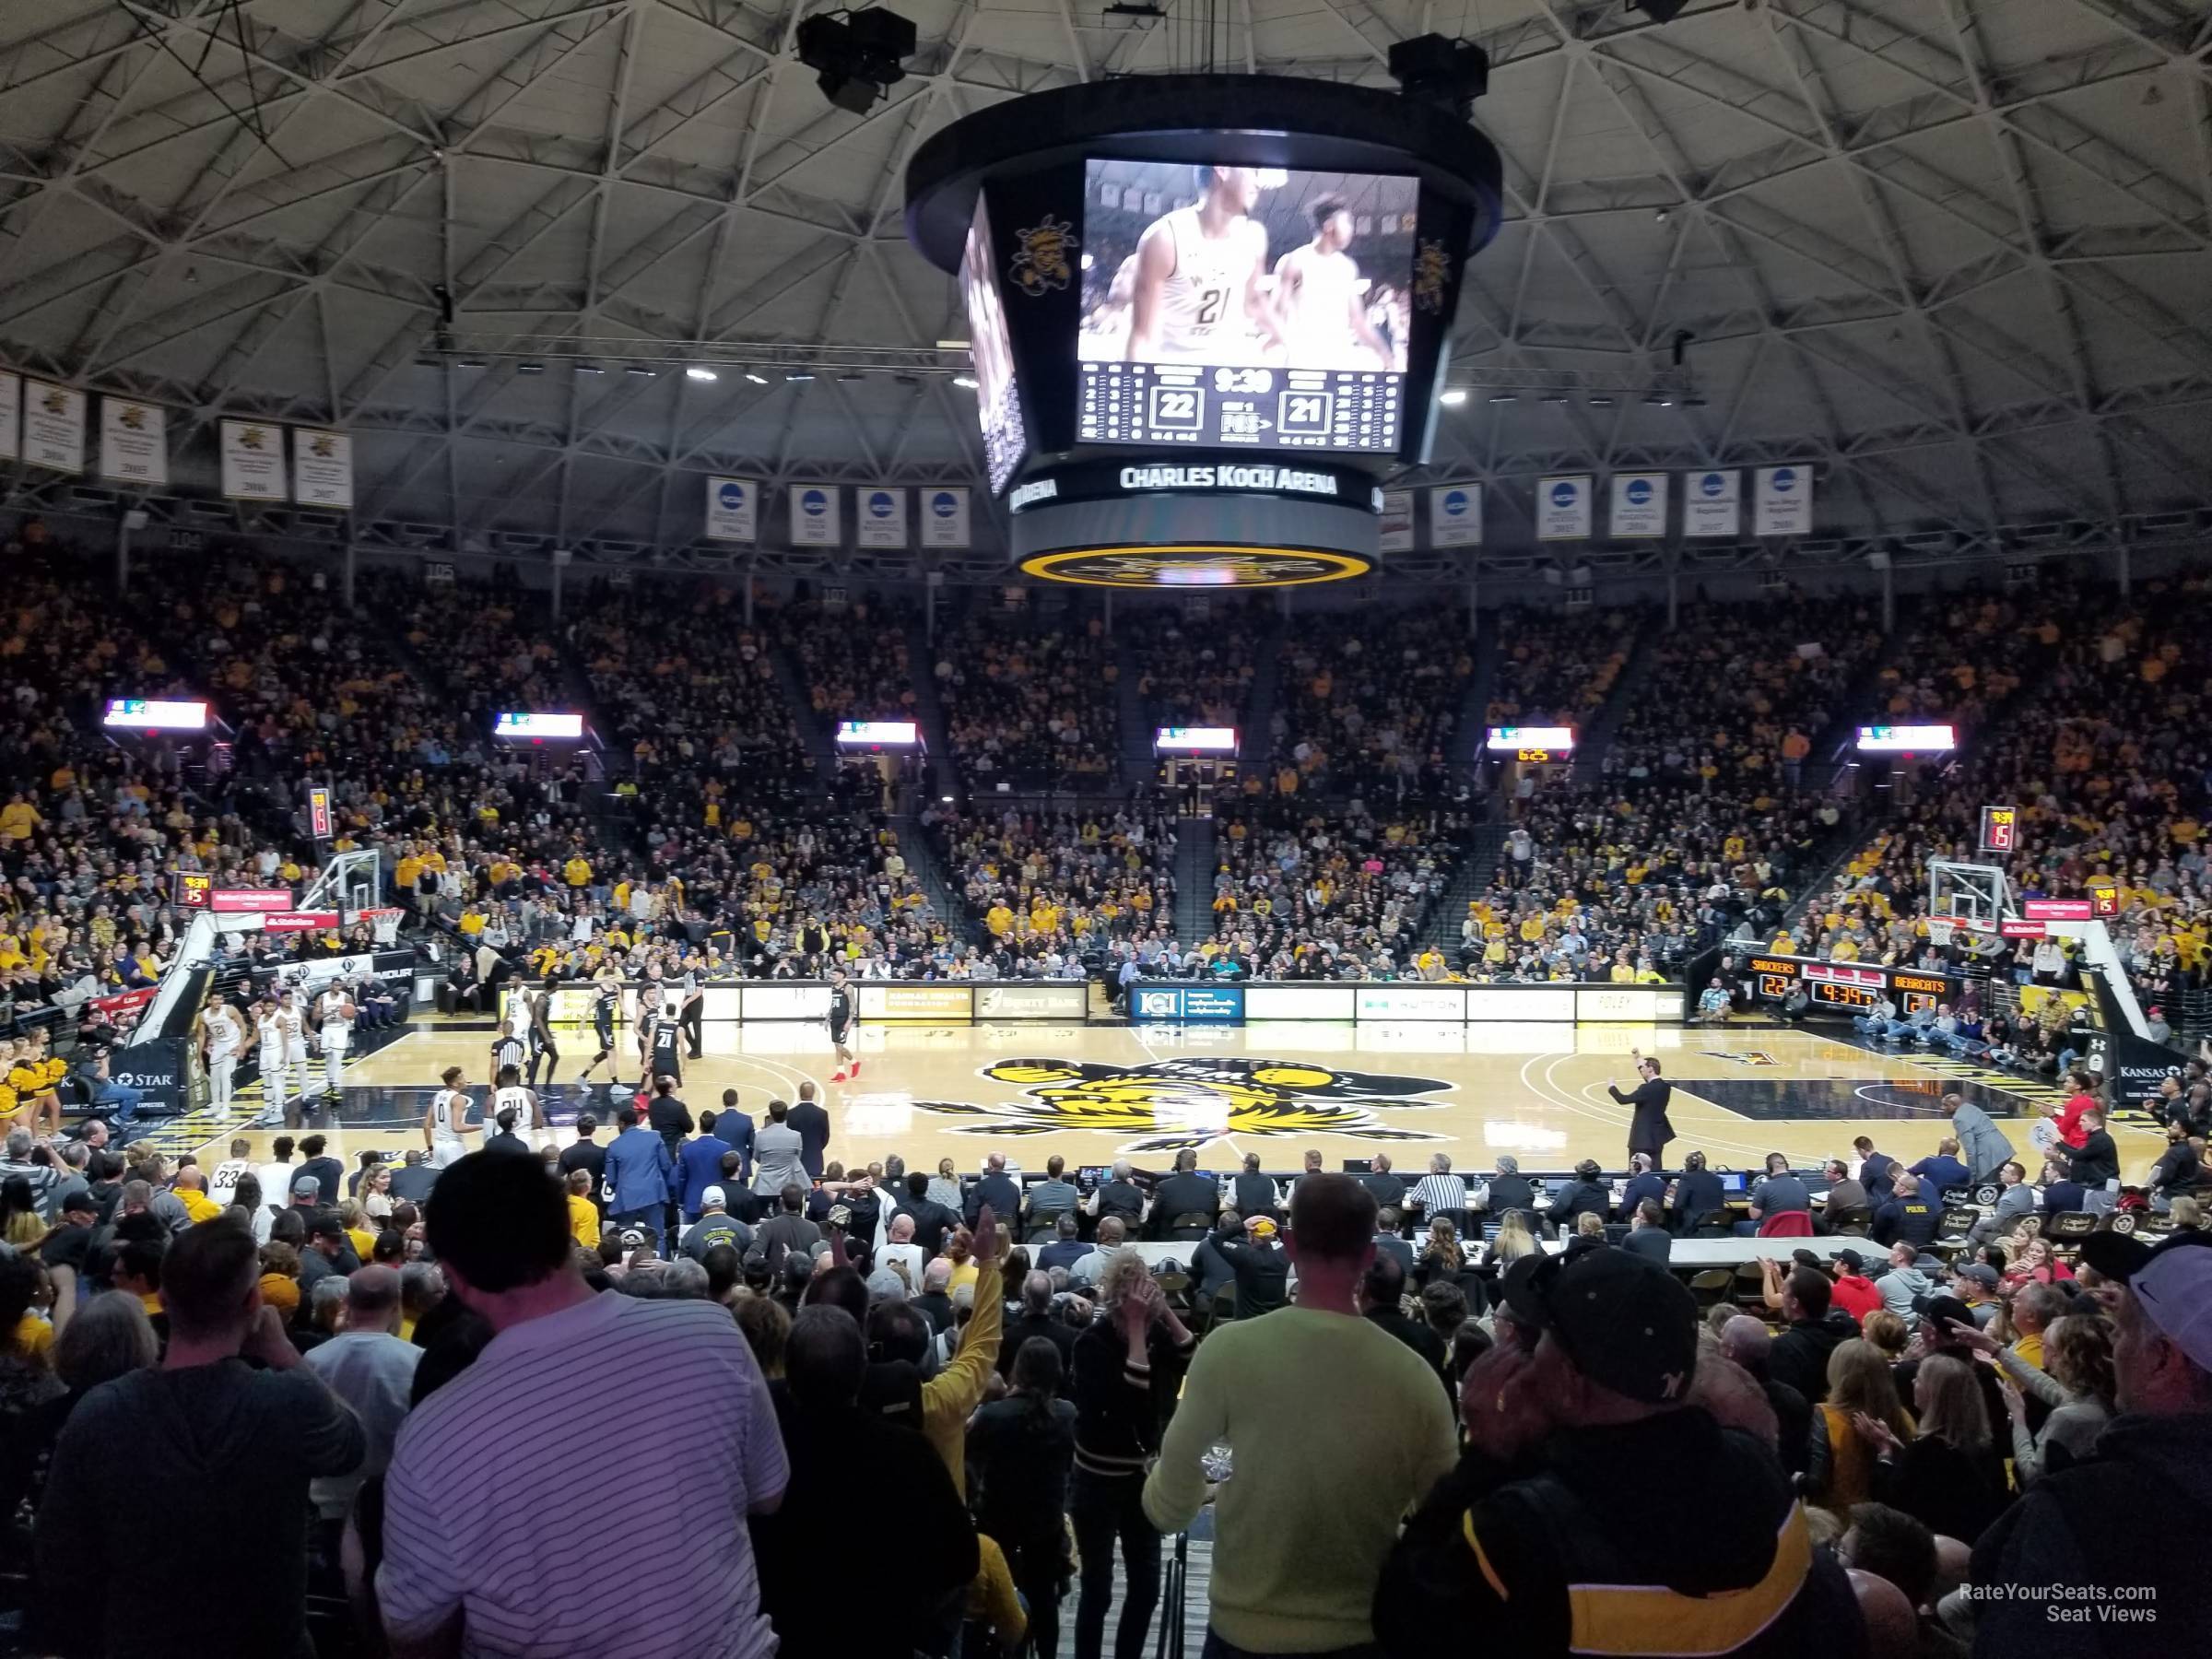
[1927,918,1955,947]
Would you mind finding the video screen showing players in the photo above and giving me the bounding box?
[960,195,1027,494]
[1077,159,1416,452]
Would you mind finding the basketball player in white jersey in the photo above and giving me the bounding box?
[490,1063,540,1151]
[313,982,356,1098]
[1273,194,1394,370]
[200,994,244,1109]
[424,1064,472,1167]
[1125,164,1288,364]
[254,994,299,1114]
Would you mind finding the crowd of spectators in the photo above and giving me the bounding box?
[1208,800,1472,979]
[784,596,923,728]
[1606,592,1887,791]
[925,803,1177,975]
[1125,600,1265,731]
[935,606,1118,789]
[1485,604,1638,728]
[1261,607,1474,801]
[1,1103,2202,1658]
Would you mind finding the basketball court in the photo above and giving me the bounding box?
[138,1015,2165,1186]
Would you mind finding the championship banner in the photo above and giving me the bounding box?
[21,380,85,474]
[1754,464,1813,535]
[219,419,287,500]
[788,483,840,547]
[1683,467,1741,537]
[1608,472,1667,538]
[99,397,168,486]
[1429,483,1482,547]
[292,429,353,508]
[919,486,971,547]
[1378,488,1414,552]
[0,370,19,462]
[856,486,908,548]
[705,476,759,542]
[1535,475,1592,541]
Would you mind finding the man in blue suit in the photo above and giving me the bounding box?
[601,1100,676,1232]
[714,1088,755,1183]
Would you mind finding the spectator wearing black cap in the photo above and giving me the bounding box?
[1828,1250,1883,1324]
[1892,1295,2006,1444]
[1377,1249,1862,1659]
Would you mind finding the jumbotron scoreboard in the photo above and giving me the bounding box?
[906,74,1501,588]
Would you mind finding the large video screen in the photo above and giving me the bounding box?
[1077,159,1416,453]
[960,194,1027,494]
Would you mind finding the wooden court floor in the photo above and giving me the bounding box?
[148,1017,2171,1186]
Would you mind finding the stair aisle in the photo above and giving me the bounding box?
[904,612,958,798]
[1425,822,1508,954]
[1238,610,1288,759]
[1173,816,1216,947]
[894,818,980,947]
[1114,624,1152,783]
[1568,618,1655,783]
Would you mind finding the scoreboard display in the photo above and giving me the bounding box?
[1749,956,1960,1016]
[1077,363,1401,451]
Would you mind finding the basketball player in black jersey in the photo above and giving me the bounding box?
[525,980,560,1088]
[579,968,622,1081]
[827,968,857,1083]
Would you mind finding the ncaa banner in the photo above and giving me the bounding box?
[788,483,840,547]
[1378,488,1414,552]
[856,486,908,548]
[21,380,86,475]
[292,429,353,508]
[1429,484,1482,547]
[1683,467,1740,537]
[219,419,287,500]
[1535,475,1592,541]
[1608,472,1666,538]
[704,476,759,543]
[0,370,18,461]
[99,397,168,486]
[920,486,971,548]
[1755,465,1814,535]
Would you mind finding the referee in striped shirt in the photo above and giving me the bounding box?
[1406,1153,1468,1221]
[491,1018,529,1084]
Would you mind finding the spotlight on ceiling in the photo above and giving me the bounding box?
[686,366,718,382]
[575,362,605,374]
[1587,395,1616,406]
[786,371,817,382]
[625,365,658,377]
[1487,393,1517,404]
[1643,393,1676,407]
[1438,388,1468,406]
[515,361,545,375]
[745,372,769,385]
[1101,2,1164,26]
[796,7,917,114]
[952,375,979,389]
[1630,0,1691,21]
[1385,33,1489,120]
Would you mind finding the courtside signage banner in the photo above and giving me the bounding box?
[21,380,85,474]
[99,397,167,485]
[705,477,759,542]
[210,888,297,913]
[0,370,18,461]
[1608,472,1666,538]
[1356,985,1466,1021]
[789,483,840,547]
[920,486,971,548]
[1683,467,1740,537]
[856,487,908,548]
[1430,484,1482,547]
[1754,465,1813,535]
[859,983,974,1022]
[219,419,287,500]
[1576,986,1681,1022]
[261,911,340,933]
[1245,984,1356,1020]
[1535,476,1592,541]
[292,429,354,508]
[975,983,1088,1020]
[1465,986,1576,1021]
[1130,984,1245,1023]
[1378,489,1415,552]
[739,984,830,1020]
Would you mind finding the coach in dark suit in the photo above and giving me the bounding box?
[787,1081,831,1179]
[1607,1050,1676,1163]
[965,1153,1022,1226]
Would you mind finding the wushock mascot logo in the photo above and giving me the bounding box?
[912,1056,1453,1154]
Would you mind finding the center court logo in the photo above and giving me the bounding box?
[910,1055,1453,1154]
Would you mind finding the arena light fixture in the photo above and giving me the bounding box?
[745,371,769,384]
[515,361,544,374]
[785,371,817,382]
[686,366,718,382]
[953,375,980,389]
[1385,32,1490,120]
[1587,395,1616,406]
[1438,388,1468,406]
[796,7,917,114]
[625,365,658,377]
[935,338,970,349]
[575,362,604,374]
[1487,393,1516,404]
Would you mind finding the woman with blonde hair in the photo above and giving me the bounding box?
[1859,1308,1909,1361]
[1805,1337,1911,1515]
[1480,1210,1537,1269]
[926,1157,964,1213]
[1855,1352,2009,1541]
[1947,1309,2115,1483]
[2170,1194,2204,1233]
